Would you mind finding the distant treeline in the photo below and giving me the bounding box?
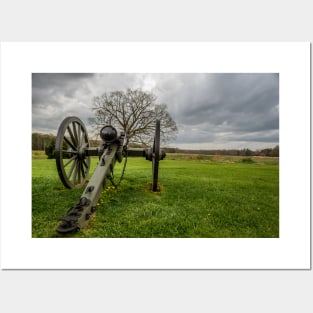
[163,146,279,157]
[32,133,55,151]
[32,133,279,157]
[32,133,102,150]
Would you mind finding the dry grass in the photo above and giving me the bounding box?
[165,153,278,164]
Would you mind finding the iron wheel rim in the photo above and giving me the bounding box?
[55,116,91,188]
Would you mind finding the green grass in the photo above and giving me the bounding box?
[32,152,279,238]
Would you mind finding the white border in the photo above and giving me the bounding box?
[0,42,310,269]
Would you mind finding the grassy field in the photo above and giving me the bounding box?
[32,151,279,238]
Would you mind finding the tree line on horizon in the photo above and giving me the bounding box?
[162,146,279,157]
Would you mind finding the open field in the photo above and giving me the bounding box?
[32,151,279,238]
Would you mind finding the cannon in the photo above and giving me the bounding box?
[55,116,165,234]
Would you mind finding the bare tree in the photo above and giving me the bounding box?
[90,89,178,146]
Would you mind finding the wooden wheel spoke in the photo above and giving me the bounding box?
[67,159,77,179]
[82,159,89,170]
[63,155,76,168]
[72,160,79,184]
[80,161,86,178]
[62,149,78,154]
[66,125,77,148]
[64,136,76,151]
[72,122,80,147]
[77,160,81,183]
[77,123,82,146]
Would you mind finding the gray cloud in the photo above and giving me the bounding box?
[32,73,279,149]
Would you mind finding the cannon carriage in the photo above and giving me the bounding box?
[55,116,165,234]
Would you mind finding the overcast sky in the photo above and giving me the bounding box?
[32,73,279,150]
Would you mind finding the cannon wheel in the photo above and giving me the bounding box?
[152,119,160,191]
[55,116,91,189]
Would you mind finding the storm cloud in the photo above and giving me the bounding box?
[32,73,279,149]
